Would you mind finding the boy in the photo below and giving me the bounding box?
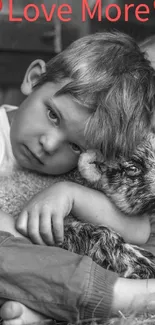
[0,31,155,324]
[10,32,153,246]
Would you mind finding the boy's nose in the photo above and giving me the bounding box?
[39,130,64,154]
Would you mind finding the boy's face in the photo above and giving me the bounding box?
[10,81,90,175]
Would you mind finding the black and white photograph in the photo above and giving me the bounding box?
[0,1,155,325]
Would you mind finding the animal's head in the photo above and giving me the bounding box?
[78,134,155,215]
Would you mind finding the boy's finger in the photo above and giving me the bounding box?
[39,207,55,246]
[27,208,45,245]
[15,210,28,236]
[52,215,64,245]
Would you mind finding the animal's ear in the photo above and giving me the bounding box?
[78,149,104,183]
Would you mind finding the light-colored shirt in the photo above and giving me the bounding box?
[0,105,18,175]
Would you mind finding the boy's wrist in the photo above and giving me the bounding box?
[54,181,75,212]
[56,181,85,216]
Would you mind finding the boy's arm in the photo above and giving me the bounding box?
[112,277,155,316]
[68,182,150,245]
[16,181,150,246]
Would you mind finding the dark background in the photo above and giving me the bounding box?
[0,0,155,105]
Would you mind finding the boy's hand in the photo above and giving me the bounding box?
[15,182,73,246]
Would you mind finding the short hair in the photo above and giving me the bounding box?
[36,31,155,160]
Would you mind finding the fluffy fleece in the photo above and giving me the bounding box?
[0,166,84,218]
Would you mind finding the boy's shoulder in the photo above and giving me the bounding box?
[0,104,18,132]
[0,104,18,125]
[1,105,18,126]
[0,104,18,176]
[0,104,18,113]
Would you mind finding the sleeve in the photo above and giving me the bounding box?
[0,231,118,323]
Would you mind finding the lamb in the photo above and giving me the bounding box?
[61,134,155,279]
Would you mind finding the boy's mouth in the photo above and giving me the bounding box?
[23,145,44,165]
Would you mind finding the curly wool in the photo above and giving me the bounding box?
[0,165,84,218]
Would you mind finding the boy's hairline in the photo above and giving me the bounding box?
[33,77,91,111]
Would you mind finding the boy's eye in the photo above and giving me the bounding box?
[70,143,81,153]
[47,107,59,125]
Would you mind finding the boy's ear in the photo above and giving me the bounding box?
[21,59,46,95]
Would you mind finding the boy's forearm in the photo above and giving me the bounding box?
[112,277,155,316]
[65,181,150,245]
